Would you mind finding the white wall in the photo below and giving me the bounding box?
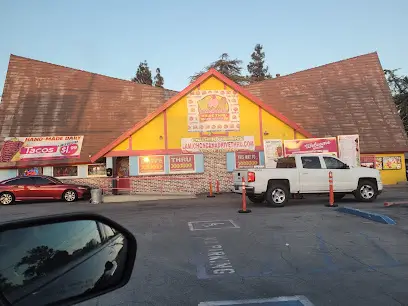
[0,169,18,181]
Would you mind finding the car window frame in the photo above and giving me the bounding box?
[301,156,322,169]
[32,176,55,186]
[323,156,348,169]
[3,177,35,186]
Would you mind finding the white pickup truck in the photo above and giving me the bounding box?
[233,154,383,207]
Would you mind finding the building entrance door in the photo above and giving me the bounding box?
[116,157,130,194]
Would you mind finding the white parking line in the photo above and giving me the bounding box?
[188,220,240,231]
[198,295,315,305]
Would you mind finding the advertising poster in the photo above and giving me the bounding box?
[138,155,165,175]
[235,152,260,169]
[337,135,360,168]
[283,138,338,157]
[0,136,84,162]
[169,155,195,173]
[18,167,43,176]
[382,156,402,170]
[187,90,240,132]
[263,139,283,168]
[181,136,255,153]
[375,157,383,170]
[360,155,376,168]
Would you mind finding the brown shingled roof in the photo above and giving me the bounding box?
[0,55,177,167]
[245,52,408,153]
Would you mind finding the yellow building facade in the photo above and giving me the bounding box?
[92,69,406,192]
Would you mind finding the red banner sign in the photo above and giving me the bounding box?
[139,155,165,174]
[169,155,195,173]
[284,138,338,156]
[235,152,260,169]
[360,155,375,168]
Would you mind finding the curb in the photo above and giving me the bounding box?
[336,206,396,225]
[384,201,408,207]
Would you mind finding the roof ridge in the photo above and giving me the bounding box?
[247,52,379,85]
[9,54,177,92]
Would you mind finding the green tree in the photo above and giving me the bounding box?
[154,68,164,88]
[247,44,272,82]
[190,53,247,85]
[385,69,408,133]
[131,61,153,85]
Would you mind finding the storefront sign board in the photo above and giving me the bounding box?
[263,139,283,168]
[187,90,240,132]
[138,155,165,175]
[181,136,255,153]
[337,135,360,167]
[169,154,195,173]
[284,137,338,157]
[235,152,260,169]
[0,136,84,162]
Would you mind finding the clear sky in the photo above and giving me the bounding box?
[0,0,406,95]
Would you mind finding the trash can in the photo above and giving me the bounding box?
[90,188,103,204]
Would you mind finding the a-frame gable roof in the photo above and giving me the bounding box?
[91,68,313,162]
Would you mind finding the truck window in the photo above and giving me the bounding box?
[323,157,348,169]
[301,156,321,169]
[276,157,296,168]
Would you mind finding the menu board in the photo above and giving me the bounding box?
[337,135,360,167]
[360,155,375,168]
[138,155,165,175]
[263,139,283,168]
[382,156,402,170]
[375,157,383,170]
[235,152,260,169]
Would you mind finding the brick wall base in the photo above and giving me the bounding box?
[62,152,234,195]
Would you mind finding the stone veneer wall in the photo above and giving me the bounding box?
[62,152,234,195]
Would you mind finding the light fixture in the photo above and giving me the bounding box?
[143,157,150,163]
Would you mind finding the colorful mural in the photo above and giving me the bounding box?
[187,90,240,132]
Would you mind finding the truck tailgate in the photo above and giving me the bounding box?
[233,169,248,186]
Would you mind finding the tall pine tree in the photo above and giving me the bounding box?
[190,53,247,85]
[131,61,153,85]
[154,68,164,88]
[385,69,408,134]
[247,44,271,82]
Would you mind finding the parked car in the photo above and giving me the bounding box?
[233,154,383,207]
[0,175,92,205]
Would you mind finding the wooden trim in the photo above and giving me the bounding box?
[163,110,168,150]
[105,146,266,157]
[258,106,264,146]
[128,136,132,151]
[0,161,90,170]
[90,68,314,162]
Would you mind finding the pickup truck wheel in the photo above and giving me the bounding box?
[355,180,378,202]
[247,195,265,203]
[266,184,288,207]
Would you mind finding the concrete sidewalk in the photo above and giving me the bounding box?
[103,192,196,203]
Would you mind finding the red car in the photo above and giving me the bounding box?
[0,175,92,205]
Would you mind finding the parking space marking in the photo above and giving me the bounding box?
[188,220,240,231]
[198,295,315,305]
[193,237,236,279]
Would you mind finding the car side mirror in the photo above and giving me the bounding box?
[0,213,137,306]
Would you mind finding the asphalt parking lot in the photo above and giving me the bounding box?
[2,189,408,306]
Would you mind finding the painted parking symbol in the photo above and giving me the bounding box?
[188,220,240,231]
[198,295,315,305]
